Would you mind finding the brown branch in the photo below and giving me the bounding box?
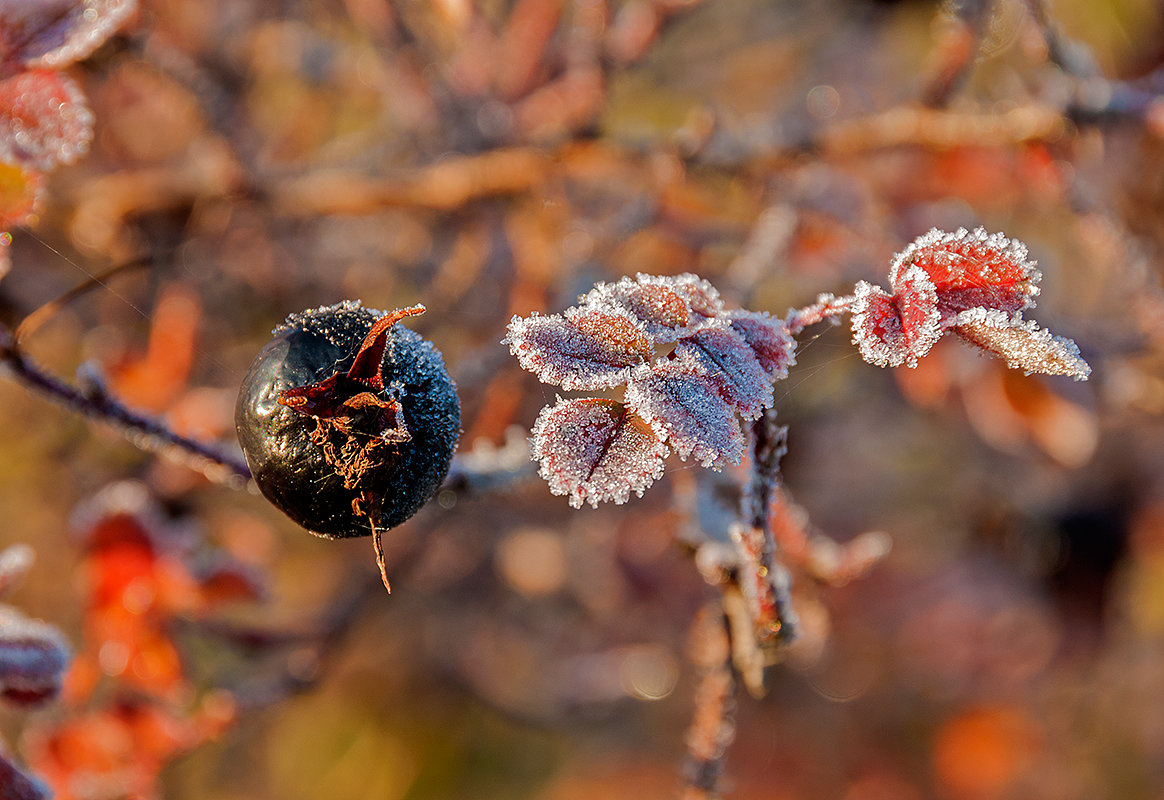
[920,0,995,108]
[0,327,252,487]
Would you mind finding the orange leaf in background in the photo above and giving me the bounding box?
[0,160,43,229]
[932,706,1040,800]
[107,285,201,413]
[25,696,232,800]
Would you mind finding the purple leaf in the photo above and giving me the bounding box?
[504,309,651,390]
[0,606,70,708]
[951,307,1091,380]
[1,0,136,70]
[673,324,773,420]
[625,359,744,468]
[0,751,50,800]
[532,398,668,508]
[728,310,797,380]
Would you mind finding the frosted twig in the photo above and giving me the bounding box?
[786,293,854,334]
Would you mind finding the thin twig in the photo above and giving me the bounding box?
[920,0,995,108]
[0,326,252,487]
[681,603,738,800]
[786,293,854,334]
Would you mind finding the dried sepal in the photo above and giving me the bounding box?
[891,226,1041,316]
[950,307,1091,380]
[728,310,797,380]
[2,0,137,70]
[0,69,93,171]
[0,606,70,708]
[673,324,773,420]
[531,397,668,508]
[625,359,745,468]
[504,310,650,390]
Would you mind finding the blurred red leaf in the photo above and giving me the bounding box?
[0,69,91,171]
[107,285,201,413]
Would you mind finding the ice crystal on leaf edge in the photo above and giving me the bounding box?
[851,227,1090,381]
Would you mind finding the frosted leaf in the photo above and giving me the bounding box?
[891,227,1041,315]
[951,307,1091,380]
[850,271,941,369]
[728,310,797,380]
[2,0,136,69]
[0,69,93,171]
[581,273,724,341]
[531,398,668,508]
[504,309,651,390]
[625,359,745,468]
[0,606,70,708]
[673,324,773,420]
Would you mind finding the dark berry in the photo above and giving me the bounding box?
[235,302,460,565]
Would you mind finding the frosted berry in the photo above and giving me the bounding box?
[235,302,460,588]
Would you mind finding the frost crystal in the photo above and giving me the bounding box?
[625,359,745,468]
[853,228,1089,378]
[532,398,668,508]
[951,307,1091,380]
[727,310,797,380]
[673,324,773,420]
[509,273,791,506]
[580,273,724,341]
[504,309,650,390]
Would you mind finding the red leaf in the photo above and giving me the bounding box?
[673,324,773,420]
[505,309,651,390]
[0,606,70,708]
[850,268,941,369]
[625,358,744,468]
[951,308,1091,380]
[0,69,92,171]
[0,0,136,70]
[891,227,1040,316]
[728,310,797,380]
[531,398,668,508]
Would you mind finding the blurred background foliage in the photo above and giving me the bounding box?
[3,0,1164,798]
